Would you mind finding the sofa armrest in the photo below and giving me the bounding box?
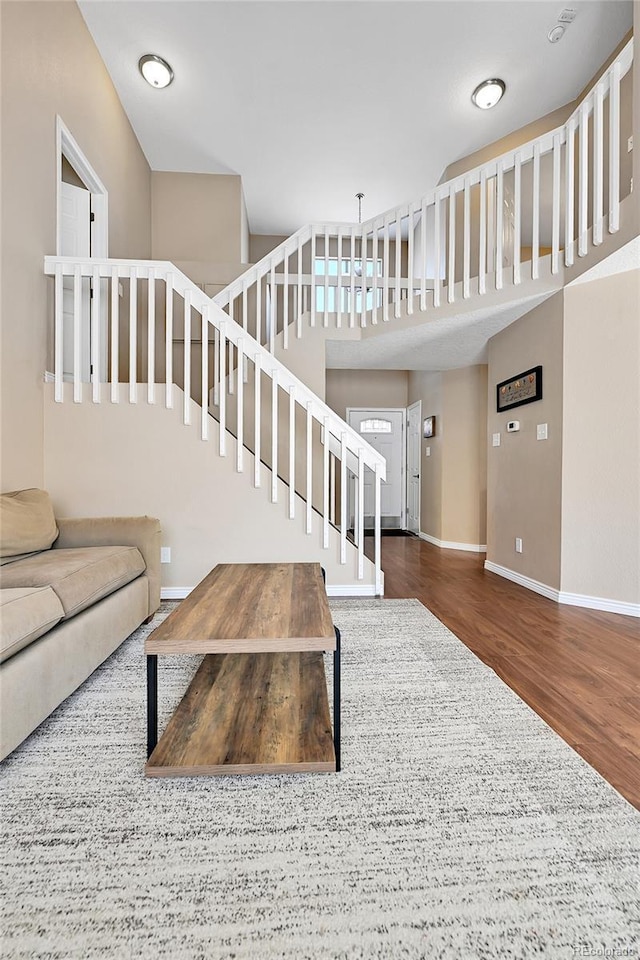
[54,517,161,616]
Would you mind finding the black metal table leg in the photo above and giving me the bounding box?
[147,654,158,759]
[333,625,341,772]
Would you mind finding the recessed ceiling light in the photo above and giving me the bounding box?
[471,78,506,110]
[138,54,174,89]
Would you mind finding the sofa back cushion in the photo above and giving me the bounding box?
[0,489,59,559]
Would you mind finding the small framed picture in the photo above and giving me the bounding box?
[423,416,435,438]
[496,366,543,412]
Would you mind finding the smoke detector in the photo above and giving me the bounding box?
[548,8,577,43]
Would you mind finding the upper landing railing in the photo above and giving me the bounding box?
[214,39,633,348]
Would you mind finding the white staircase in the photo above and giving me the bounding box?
[43,39,632,596]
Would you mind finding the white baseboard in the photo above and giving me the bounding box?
[557,590,640,618]
[162,584,380,601]
[484,561,640,617]
[483,561,560,601]
[161,588,192,600]
[326,584,378,597]
[419,532,487,553]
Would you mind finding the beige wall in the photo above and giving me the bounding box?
[441,104,573,184]
[240,189,249,264]
[408,366,487,546]
[442,366,488,546]
[326,370,409,420]
[0,0,151,491]
[250,235,288,264]
[561,269,640,604]
[43,383,375,590]
[486,293,564,588]
[61,156,86,190]
[151,172,245,264]
[408,371,444,541]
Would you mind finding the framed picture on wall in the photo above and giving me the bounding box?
[496,366,543,412]
[423,416,435,438]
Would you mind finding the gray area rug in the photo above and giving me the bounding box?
[1,599,638,959]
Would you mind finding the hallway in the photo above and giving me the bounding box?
[373,535,640,809]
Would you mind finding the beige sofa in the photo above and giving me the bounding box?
[0,489,160,760]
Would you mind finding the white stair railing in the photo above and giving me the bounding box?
[44,256,386,594]
[214,39,632,348]
[43,39,632,599]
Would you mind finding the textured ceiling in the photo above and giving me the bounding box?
[567,237,640,286]
[324,292,558,370]
[78,0,632,236]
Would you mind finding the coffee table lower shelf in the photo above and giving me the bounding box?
[146,650,336,777]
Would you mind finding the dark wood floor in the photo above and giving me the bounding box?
[375,535,640,809]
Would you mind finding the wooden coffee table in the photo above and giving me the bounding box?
[145,562,341,777]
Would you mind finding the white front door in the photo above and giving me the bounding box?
[60,181,91,382]
[347,408,405,528]
[407,401,421,535]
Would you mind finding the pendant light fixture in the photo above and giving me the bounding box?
[354,193,365,276]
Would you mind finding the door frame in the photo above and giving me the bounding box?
[406,399,421,536]
[56,116,108,258]
[56,117,109,384]
[346,407,407,530]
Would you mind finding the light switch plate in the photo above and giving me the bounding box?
[425,446,431,457]
[492,433,501,447]
[161,547,171,564]
[537,423,548,441]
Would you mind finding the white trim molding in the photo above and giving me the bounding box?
[56,116,109,258]
[160,588,192,600]
[557,591,640,618]
[484,561,640,617]
[162,583,381,601]
[484,561,559,601]
[160,587,194,600]
[326,584,379,597]
[420,532,487,553]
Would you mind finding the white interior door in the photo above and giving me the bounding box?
[407,401,421,535]
[348,409,405,528]
[61,181,91,381]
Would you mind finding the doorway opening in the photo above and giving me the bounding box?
[56,117,108,384]
[347,408,406,531]
[56,117,108,258]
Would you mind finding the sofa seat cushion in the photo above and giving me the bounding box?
[0,546,145,621]
[0,587,65,663]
